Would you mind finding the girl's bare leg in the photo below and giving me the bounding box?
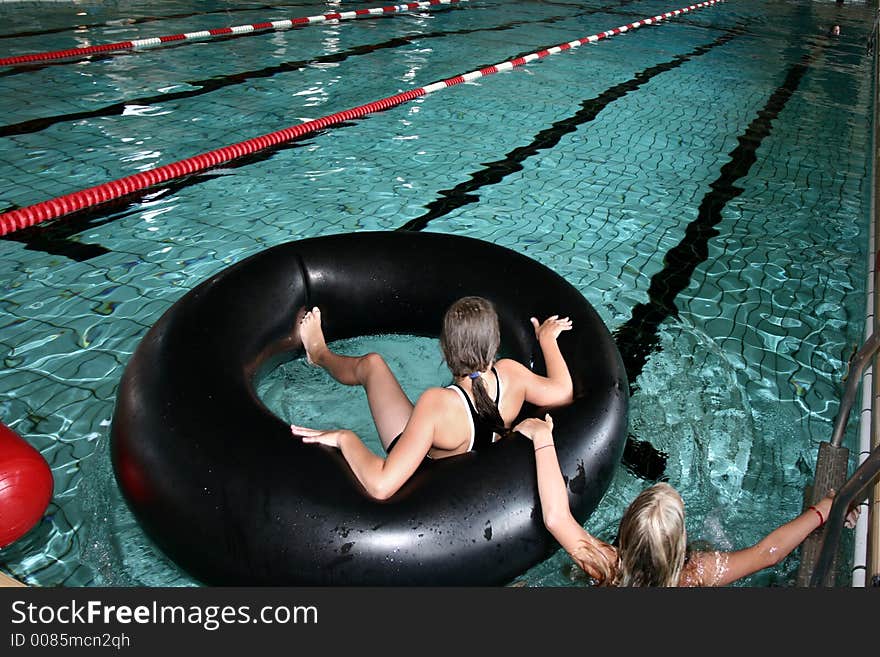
[300,307,413,449]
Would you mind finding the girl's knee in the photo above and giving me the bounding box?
[356,352,389,380]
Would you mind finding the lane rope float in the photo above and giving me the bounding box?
[0,0,468,67]
[0,1,724,237]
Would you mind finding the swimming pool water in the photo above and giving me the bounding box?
[0,0,873,586]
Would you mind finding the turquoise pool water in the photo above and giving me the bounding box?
[0,0,873,586]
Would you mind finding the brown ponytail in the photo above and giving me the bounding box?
[470,372,506,436]
[440,296,506,435]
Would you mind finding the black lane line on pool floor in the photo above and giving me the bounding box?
[0,0,663,259]
[0,0,631,118]
[397,28,742,232]
[612,51,814,480]
[0,3,470,76]
[0,2,322,41]
[1,38,414,133]
[0,167,268,259]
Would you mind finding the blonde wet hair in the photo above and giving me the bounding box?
[615,482,687,587]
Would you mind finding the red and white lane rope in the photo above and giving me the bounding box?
[0,0,467,67]
[0,1,723,236]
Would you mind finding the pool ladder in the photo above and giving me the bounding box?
[796,332,880,586]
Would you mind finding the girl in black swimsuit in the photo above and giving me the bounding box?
[292,295,574,500]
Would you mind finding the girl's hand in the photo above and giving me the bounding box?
[844,505,861,529]
[531,315,573,342]
[816,489,862,529]
[291,423,349,449]
[514,413,554,443]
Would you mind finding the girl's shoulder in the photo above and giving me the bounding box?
[415,385,461,409]
[494,358,535,388]
[680,550,728,587]
[494,358,527,375]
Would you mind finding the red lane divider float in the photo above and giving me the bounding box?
[0,0,467,67]
[0,1,724,237]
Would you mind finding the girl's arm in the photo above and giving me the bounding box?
[515,414,616,583]
[292,389,443,500]
[685,492,860,586]
[512,315,575,407]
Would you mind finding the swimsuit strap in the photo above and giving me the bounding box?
[450,367,501,410]
[447,383,477,451]
[449,382,478,414]
[448,368,502,452]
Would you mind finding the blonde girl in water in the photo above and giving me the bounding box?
[514,414,861,586]
[291,296,575,500]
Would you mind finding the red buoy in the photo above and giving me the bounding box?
[0,422,53,549]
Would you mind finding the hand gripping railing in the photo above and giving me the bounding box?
[796,332,880,586]
[809,445,880,586]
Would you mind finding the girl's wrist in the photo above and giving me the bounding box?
[338,429,355,449]
[808,505,826,528]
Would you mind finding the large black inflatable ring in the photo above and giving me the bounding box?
[111,231,629,585]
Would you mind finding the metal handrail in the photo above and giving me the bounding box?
[830,332,880,449]
[810,445,880,586]
[866,0,880,588]
[796,333,880,586]
[809,4,880,585]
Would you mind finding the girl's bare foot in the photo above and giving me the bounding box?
[300,307,328,366]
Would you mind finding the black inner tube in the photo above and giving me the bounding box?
[111,231,629,585]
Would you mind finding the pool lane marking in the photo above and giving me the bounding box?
[0,0,468,67]
[611,53,813,394]
[5,18,735,265]
[0,0,650,255]
[0,0,646,137]
[0,2,334,41]
[399,27,741,231]
[0,0,724,237]
[608,51,815,483]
